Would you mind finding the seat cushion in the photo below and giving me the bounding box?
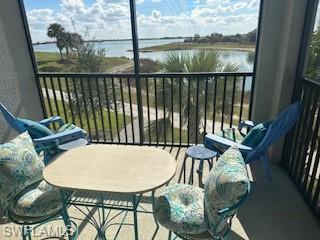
[9,180,62,218]
[57,123,76,133]
[218,128,244,143]
[204,147,250,236]
[154,184,207,235]
[0,132,44,211]
[241,121,271,148]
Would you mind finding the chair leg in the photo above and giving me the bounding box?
[168,230,172,240]
[197,160,205,188]
[178,154,188,183]
[189,158,195,185]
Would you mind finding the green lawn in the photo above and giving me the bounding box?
[139,42,255,52]
[44,98,132,140]
[35,52,132,73]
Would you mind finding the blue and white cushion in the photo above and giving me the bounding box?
[0,132,44,211]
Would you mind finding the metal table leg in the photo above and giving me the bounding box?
[151,190,159,239]
[132,195,139,240]
[197,159,205,188]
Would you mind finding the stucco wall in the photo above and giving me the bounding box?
[252,0,308,163]
[0,0,43,143]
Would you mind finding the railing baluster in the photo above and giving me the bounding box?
[119,78,128,143]
[103,77,113,142]
[57,76,68,123]
[154,77,159,145]
[111,77,120,142]
[230,76,236,128]
[50,76,60,130]
[239,76,246,125]
[146,77,151,144]
[195,77,200,145]
[127,78,135,143]
[65,77,75,124]
[179,77,182,146]
[171,77,174,145]
[95,77,106,142]
[87,78,99,141]
[187,77,191,145]
[42,77,54,119]
[79,77,92,140]
[212,77,217,134]
[204,77,209,135]
[72,77,84,129]
[221,76,227,131]
[37,76,48,118]
[163,77,166,145]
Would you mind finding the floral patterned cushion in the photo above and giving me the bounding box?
[204,147,250,236]
[218,128,244,143]
[154,184,207,235]
[0,132,44,211]
[9,180,62,218]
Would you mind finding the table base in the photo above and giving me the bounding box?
[63,190,159,240]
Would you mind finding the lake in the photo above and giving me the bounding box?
[33,38,254,72]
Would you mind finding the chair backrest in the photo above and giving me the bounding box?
[0,103,26,133]
[204,147,250,238]
[246,102,302,163]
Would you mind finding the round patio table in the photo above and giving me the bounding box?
[179,145,217,188]
[43,144,176,240]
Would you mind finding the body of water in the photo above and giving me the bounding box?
[34,38,254,72]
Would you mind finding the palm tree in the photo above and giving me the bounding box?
[47,23,66,60]
[148,50,240,143]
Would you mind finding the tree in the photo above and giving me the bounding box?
[47,23,66,60]
[147,50,239,143]
[307,22,320,81]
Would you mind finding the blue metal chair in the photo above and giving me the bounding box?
[204,102,302,179]
[0,103,87,163]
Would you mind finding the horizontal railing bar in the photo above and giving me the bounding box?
[36,72,254,78]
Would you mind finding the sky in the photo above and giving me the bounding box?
[24,0,261,42]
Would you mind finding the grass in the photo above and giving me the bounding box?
[138,42,255,52]
[35,52,132,73]
[44,98,132,141]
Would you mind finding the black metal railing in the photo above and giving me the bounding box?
[37,72,254,146]
[283,78,320,219]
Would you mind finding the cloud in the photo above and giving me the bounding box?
[248,0,259,8]
[194,0,201,3]
[152,10,162,19]
[26,0,260,42]
[206,0,229,4]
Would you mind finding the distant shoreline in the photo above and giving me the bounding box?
[135,42,255,53]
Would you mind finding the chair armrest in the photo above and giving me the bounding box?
[33,128,85,145]
[204,133,252,154]
[238,120,257,131]
[38,116,64,128]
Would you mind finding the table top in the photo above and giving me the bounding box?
[186,145,217,160]
[43,145,176,194]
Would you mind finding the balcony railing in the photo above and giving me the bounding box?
[37,72,254,146]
